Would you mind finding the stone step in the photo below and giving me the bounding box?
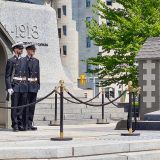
[81,108,125,113]
[63,113,110,120]
[33,114,106,121]
[34,102,126,125]
[33,120,50,126]
[115,120,160,130]
[35,107,125,114]
[34,109,127,125]
[36,103,88,109]
[58,150,160,160]
[34,114,54,121]
[35,108,82,115]
[144,110,160,121]
[122,150,160,160]
[34,119,97,126]
[34,112,127,122]
[55,154,126,160]
[1,139,160,159]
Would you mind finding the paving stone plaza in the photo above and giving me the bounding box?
[1,123,160,159]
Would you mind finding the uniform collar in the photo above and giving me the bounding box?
[27,55,33,59]
[13,53,21,59]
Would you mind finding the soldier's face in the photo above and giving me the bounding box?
[14,48,23,55]
[27,49,36,57]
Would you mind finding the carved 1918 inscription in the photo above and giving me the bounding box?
[3,24,49,47]
[15,24,39,39]
[7,24,39,39]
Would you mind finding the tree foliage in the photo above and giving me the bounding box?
[87,0,160,87]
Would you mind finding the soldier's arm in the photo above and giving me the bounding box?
[37,60,40,87]
[5,60,13,90]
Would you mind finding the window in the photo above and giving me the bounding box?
[63,25,67,36]
[110,88,115,98]
[86,17,92,27]
[58,8,61,18]
[106,19,111,26]
[86,37,91,48]
[62,5,67,16]
[118,90,127,99]
[105,88,110,98]
[87,61,93,72]
[105,87,115,98]
[63,45,67,55]
[106,0,112,6]
[58,28,61,38]
[86,0,91,7]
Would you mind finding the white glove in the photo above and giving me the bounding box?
[8,88,14,96]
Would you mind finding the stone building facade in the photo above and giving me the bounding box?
[52,0,79,85]
[136,37,160,119]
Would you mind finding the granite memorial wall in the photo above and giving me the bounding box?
[0,0,73,98]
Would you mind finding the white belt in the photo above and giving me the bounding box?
[13,77,27,81]
[28,78,38,82]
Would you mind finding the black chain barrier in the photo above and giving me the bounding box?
[0,89,56,110]
[0,79,141,139]
[59,92,101,104]
[65,89,126,107]
[106,96,119,107]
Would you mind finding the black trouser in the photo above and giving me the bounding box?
[27,92,37,128]
[11,92,28,128]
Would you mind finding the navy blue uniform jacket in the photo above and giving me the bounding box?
[5,55,28,93]
[26,56,40,93]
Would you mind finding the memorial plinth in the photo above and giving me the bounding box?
[0,1,74,97]
[0,1,84,128]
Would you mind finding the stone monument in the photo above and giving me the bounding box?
[0,0,81,127]
[136,37,160,119]
[0,0,74,97]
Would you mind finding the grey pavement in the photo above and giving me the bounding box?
[0,123,160,159]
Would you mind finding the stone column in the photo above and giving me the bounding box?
[139,59,160,119]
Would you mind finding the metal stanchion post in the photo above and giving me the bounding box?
[138,94,140,118]
[128,91,133,134]
[97,88,109,124]
[55,90,58,121]
[51,80,72,141]
[121,81,140,136]
[49,87,60,126]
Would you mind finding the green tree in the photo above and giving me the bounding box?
[87,0,160,87]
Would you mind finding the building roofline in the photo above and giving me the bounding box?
[136,37,160,60]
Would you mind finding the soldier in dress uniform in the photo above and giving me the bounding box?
[25,43,40,130]
[5,42,28,132]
